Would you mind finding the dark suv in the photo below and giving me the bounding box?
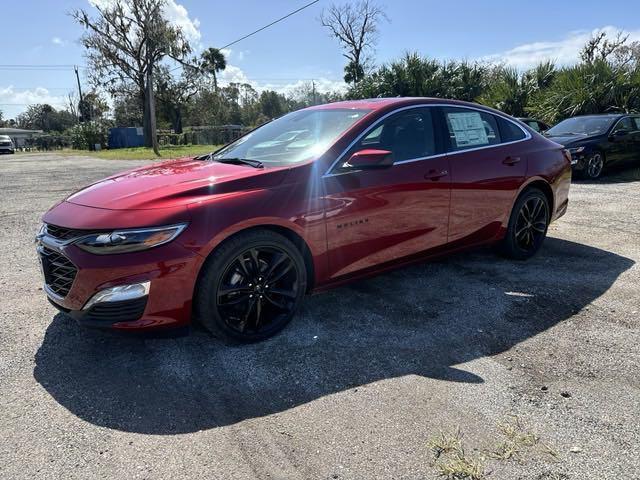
[545,113,640,179]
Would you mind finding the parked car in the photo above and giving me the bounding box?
[544,113,640,179]
[0,135,15,154]
[36,98,571,342]
[517,117,550,134]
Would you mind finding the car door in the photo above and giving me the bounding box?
[322,106,451,279]
[441,106,528,244]
[629,116,640,166]
[608,116,635,164]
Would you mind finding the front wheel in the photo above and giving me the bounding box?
[194,230,307,343]
[584,152,605,179]
[501,188,550,260]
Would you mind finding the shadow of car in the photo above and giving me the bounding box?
[33,237,633,434]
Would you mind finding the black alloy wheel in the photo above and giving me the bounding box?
[514,196,548,252]
[195,230,306,342]
[216,246,299,335]
[502,188,550,260]
[585,152,604,179]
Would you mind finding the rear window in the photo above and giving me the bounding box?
[498,117,527,142]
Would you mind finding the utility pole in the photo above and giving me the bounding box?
[73,65,85,122]
[146,66,160,156]
[311,79,317,106]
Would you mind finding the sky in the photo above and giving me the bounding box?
[1,0,640,119]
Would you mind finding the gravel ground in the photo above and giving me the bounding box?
[1,153,639,480]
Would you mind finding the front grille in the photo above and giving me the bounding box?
[45,224,92,241]
[0,142,11,146]
[85,297,147,323]
[45,224,87,241]
[40,247,77,298]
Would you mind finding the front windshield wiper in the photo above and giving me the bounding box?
[552,132,587,136]
[213,157,264,168]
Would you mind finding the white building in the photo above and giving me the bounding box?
[0,128,43,148]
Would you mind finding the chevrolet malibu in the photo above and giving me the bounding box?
[37,98,571,342]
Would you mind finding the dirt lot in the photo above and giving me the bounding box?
[1,153,639,479]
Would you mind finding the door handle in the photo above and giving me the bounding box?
[424,169,448,180]
[503,156,521,166]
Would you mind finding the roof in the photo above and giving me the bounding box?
[307,97,509,114]
[569,113,629,119]
[0,128,44,135]
[309,97,453,111]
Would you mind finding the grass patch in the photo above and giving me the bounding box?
[489,416,558,463]
[427,419,559,479]
[54,144,221,160]
[428,429,486,480]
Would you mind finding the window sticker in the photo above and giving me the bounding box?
[447,111,489,147]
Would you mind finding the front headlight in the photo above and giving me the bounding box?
[75,223,188,255]
[567,146,586,154]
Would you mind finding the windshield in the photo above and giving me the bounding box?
[546,116,615,136]
[213,108,371,165]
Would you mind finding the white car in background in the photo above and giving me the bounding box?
[0,135,15,154]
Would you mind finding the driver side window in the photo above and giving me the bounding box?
[354,108,436,163]
[613,117,634,133]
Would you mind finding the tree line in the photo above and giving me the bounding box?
[2,0,639,151]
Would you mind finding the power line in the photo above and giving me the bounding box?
[0,65,86,71]
[4,0,320,75]
[0,64,77,68]
[0,87,75,90]
[219,0,320,50]
[170,0,320,74]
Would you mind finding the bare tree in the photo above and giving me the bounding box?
[72,0,193,153]
[320,1,388,84]
[581,31,629,64]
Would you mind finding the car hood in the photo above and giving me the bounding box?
[65,157,291,210]
[544,134,601,147]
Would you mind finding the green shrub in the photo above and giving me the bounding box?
[69,121,110,150]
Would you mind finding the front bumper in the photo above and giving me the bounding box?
[48,293,149,329]
[37,232,202,331]
[569,153,587,171]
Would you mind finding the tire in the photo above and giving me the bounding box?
[501,188,550,260]
[194,229,307,343]
[583,151,605,179]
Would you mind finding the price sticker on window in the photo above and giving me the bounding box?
[447,111,489,148]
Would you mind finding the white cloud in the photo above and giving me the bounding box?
[51,37,66,46]
[0,86,69,118]
[482,26,640,69]
[161,0,201,45]
[218,64,251,84]
[272,78,347,96]
[217,62,346,96]
[88,0,201,45]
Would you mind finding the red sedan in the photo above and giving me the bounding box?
[37,98,571,342]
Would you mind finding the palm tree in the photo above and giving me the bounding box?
[200,47,227,92]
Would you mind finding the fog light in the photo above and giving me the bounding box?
[83,281,150,310]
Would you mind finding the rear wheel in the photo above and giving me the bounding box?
[194,230,307,342]
[501,188,550,260]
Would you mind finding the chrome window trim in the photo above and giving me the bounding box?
[322,103,532,177]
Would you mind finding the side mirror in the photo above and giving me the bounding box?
[343,149,393,170]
